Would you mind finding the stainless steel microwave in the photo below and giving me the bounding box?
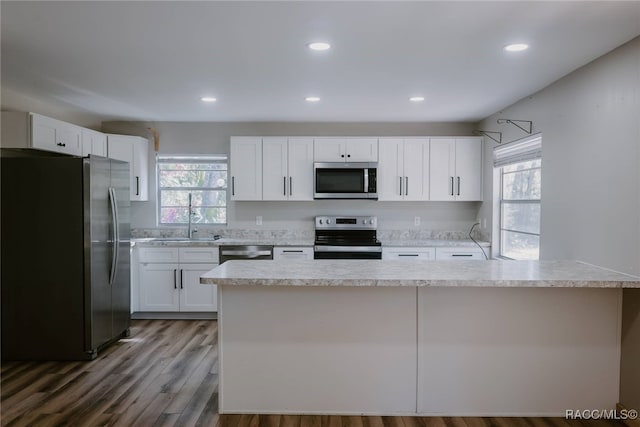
[313,162,378,199]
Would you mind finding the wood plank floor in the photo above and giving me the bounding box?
[0,319,629,427]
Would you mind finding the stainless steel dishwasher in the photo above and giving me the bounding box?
[219,245,274,263]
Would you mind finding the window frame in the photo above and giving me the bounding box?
[156,155,228,227]
[498,158,541,260]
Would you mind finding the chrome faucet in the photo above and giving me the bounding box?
[187,193,195,239]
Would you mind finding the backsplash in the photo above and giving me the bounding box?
[131,227,489,242]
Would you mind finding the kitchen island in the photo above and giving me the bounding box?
[201,260,640,416]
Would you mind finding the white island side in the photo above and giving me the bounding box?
[201,260,640,416]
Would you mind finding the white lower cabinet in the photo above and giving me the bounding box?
[435,247,486,260]
[382,247,435,260]
[138,246,218,312]
[273,246,314,260]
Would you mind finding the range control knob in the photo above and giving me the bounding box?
[319,219,323,224]
[370,219,374,224]
[362,219,366,224]
[327,219,331,224]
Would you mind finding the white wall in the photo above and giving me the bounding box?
[100,121,480,231]
[1,86,107,130]
[477,37,640,276]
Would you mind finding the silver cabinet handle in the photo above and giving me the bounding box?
[283,176,286,196]
[282,250,304,253]
[180,269,184,289]
[173,269,177,289]
[232,176,235,196]
[457,176,461,196]
[452,254,473,257]
[135,176,140,196]
[405,176,408,196]
[289,176,292,196]
[450,177,454,196]
[398,254,419,257]
[399,176,403,196]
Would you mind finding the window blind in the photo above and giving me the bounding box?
[493,134,542,167]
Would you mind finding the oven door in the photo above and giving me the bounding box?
[314,245,382,260]
[314,162,377,199]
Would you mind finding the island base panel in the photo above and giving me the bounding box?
[218,286,417,414]
[418,287,622,415]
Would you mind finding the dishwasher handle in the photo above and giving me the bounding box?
[220,249,273,257]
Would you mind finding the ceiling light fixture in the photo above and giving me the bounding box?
[504,43,529,52]
[307,42,331,51]
[200,97,217,102]
[305,96,321,102]
[409,96,425,102]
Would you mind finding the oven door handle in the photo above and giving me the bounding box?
[314,245,382,253]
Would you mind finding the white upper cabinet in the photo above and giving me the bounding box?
[429,137,482,201]
[106,134,149,201]
[378,138,429,201]
[263,137,314,201]
[31,113,82,156]
[230,137,263,201]
[81,128,107,157]
[314,138,378,162]
[1,112,83,156]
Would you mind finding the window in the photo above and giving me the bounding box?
[157,155,227,225]
[494,135,542,260]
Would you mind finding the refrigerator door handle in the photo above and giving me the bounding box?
[108,187,119,286]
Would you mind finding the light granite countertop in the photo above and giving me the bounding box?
[133,237,489,248]
[380,238,490,247]
[132,237,316,247]
[200,259,640,288]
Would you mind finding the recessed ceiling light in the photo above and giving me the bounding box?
[307,42,331,51]
[409,96,425,102]
[504,43,529,52]
[200,97,217,102]
[305,96,321,102]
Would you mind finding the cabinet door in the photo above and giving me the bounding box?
[230,137,263,200]
[403,138,429,201]
[262,137,288,201]
[314,138,345,162]
[377,138,404,201]
[179,263,218,312]
[31,113,81,156]
[454,138,483,201]
[287,138,314,201]
[273,246,314,260]
[107,135,149,201]
[429,138,456,201]
[435,247,485,260]
[345,138,378,162]
[139,263,180,311]
[81,128,107,157]
[382,247,435,260]
[131,137,149,201]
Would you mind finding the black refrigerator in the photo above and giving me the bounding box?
[1,149,131,360]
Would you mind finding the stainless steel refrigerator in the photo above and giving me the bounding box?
[1,149,131,360]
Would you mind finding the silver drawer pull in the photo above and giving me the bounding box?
[398,254,419,257]
[452,254,473,257]
[282,250,304,253]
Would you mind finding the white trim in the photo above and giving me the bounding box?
[494,133,542,167]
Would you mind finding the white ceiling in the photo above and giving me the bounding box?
[2,1,639,123]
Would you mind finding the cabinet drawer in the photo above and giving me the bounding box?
[138,247,180,263]
[435,247,485,260]
[179,247,219,263]
[273,246,314,260]
[382,247,435,260]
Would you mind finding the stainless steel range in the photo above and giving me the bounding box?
[314,215,382,259]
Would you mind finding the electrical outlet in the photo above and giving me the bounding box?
[256,216,263,226]
[414,216,420,226]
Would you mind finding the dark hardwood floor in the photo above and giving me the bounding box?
[0,320,630,427]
